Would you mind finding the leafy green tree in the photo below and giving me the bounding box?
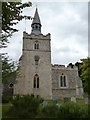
[75,62,83,77]
[57,102,88,119]
[0,1,32,86]
[40,102,88,119]
[80,57,90,95]
[2,54,18,84]
[1,1,32,48]
[68,63,74,68]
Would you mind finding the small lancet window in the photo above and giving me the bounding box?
[64,76,66,87]
[60,74,67,87]
[37,77,39,88]
[39,26,41,30]
[34,74,39,88]
[60,76,63,87]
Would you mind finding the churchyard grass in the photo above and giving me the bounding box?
[76,98,85,104]
[1,97,89,119]
[2,103,11,117]
[2,98,87,113]
[0,104,2,119]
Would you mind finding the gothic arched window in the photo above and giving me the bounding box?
[59,74,67,87]
[60,76,63,87]
[37,43,39,49]
[34,43,37,49]
[64,75,66,87]
[34,42,39,49]
[34,74,39,88]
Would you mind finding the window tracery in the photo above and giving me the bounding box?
[34,74,39,88]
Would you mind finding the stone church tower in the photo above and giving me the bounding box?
[14,8,52,99]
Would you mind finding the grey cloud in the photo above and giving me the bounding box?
[1,2,88,65]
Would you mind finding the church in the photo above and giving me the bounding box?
[14,8,83,99]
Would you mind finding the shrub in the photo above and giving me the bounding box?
[2,95,13,103]
[4,97,88,119]
[39,101,88,119]
[41,104,59,118]
[6,94,43,118]
[57,102,88,119]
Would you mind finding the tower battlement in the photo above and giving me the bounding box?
[52,64,78,70]
[23,31,51,40]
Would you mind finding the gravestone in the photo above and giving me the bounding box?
[52,96,57,105]
[52,96,56,101]
[56,103,60,108]
[42,101,48,107]
[71,97,76,103]
[64,97,69,103]
[84,97,88,104]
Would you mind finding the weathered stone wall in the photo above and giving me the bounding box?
[14,32,52,99]
[52,65,83,98]
[52,89,76,99]
[14,31,83,100]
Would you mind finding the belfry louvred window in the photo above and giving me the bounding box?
[34,43,37,49]
[34,42,39,49]
[34,74,39,88]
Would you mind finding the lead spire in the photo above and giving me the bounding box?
[31,7,42,35]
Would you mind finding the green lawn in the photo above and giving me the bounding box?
[2,103,11,118]
[0,104,2,120]
[1,99,88,119]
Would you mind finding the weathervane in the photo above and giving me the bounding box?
[25,16,26,32]
[36,4,37,8]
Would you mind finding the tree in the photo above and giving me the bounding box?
[2,54,18,84]
[1,1,32,48]
[0,1,32,89]
[80,57,90,95]
[1,54,18,96]
[68,63,74,68]
[75,62,83,77]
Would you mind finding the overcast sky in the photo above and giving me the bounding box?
[1,1,88,65]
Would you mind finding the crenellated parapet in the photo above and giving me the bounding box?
[23,31,51,40]
[52,64,78,70]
